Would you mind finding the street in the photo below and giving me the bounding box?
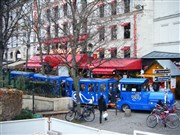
[53,101,180,135]
[80,109,180,135]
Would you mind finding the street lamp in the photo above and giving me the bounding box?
[88,43,93,78]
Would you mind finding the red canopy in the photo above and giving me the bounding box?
[25,63,42,68]
[44,55,62,67]
[92,68,115,75]
[91,58,142,70]
[25,56,46,69]
[44,54,89,68]
[121,46,130,51]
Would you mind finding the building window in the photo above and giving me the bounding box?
[46,9,50,21]
[96,48,104,59]
[124,50,130,58]
[73,0,77,10]
[63,23,68,35]
[109,47,117,58]
[63,3,67,16]
[99,51,104,59]
[99,3,104,18]
[124,0,130,13]
[54,6,58,20]
[111,25,117,40]
[121,46,130,58]
[55,24,58,37]
[111,0,117,15]
[99,26,105,41]
[23,32,26,44]
[111,50,117,58]
[124,23,130,39]
[10,52,13,59]
[59,45,67,50]
[82,19,87,33]
[47,26,50,38]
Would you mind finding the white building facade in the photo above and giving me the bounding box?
[153,0,180,53]
[4,0,179,62]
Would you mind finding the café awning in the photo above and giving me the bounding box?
[5,61,26,69]
[121,46,130,51]
[91,58,142,70]
[92,68,116,75]
[25,55,46,69]
[25,63,42,69]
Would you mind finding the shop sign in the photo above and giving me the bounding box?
[153,69,170,74]
[153,76,171,82]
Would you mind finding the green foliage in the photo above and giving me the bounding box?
[0,69,11,88]
[15,77,29,91]
[13,108,34,120]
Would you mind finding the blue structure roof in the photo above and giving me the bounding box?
[66,78,117,83]
[10,71,34,76]
[119,78,148,84]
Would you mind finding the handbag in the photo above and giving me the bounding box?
[103,111,108,118]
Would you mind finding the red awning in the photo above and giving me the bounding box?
[91,58,142,70]
[44,54,89,68]
[92,68,116,75]
[109,25,117,28]
[108,47,117,51]
[121,46,130,51]
[25,55,46,69]
[121,23,130,27]
[44,55,62,67]
[96,48,104,52]
[24,63,42,69]
[44,34,88,45]
[79,34,88,41]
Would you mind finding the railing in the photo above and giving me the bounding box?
[0,118,121,135]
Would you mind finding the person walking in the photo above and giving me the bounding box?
[98,95,107,124]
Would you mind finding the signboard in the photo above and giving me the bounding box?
[58,66,69,76]
[153,69,170,74]
[171,78,176,89]
[153,76,171,82]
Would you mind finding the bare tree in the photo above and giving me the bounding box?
[22,0,132,114]
[0,0,25,83]
[20,1,34,71]
[40,0,121,113]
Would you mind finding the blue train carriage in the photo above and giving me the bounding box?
[10,71,34,80]
[117,78,175,111]
[65,77,118,105]
[33,73,69,96]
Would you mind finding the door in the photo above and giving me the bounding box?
[120,83,143,110]
[98,82,109,104]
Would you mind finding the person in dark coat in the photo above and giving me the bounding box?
[98,95,107,124]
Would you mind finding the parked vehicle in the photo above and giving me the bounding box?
[10,71,69,96]
[65,77,119,105]
[10,71,34,80]
[33,74,69,96]
[9,71,176,111]
[146,103,179,128]
[65,103,95,122]
[117,78,175,111]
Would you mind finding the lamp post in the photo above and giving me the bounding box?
[88,43,93,78]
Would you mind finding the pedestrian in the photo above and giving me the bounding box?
[98,95,107,124]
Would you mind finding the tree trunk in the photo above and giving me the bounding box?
[0,0,3,79]
[25,45,30,71]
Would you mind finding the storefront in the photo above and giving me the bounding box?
[138,60,180,95]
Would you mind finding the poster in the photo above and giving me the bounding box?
[171,77,176,89]
[58,66,69,76]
